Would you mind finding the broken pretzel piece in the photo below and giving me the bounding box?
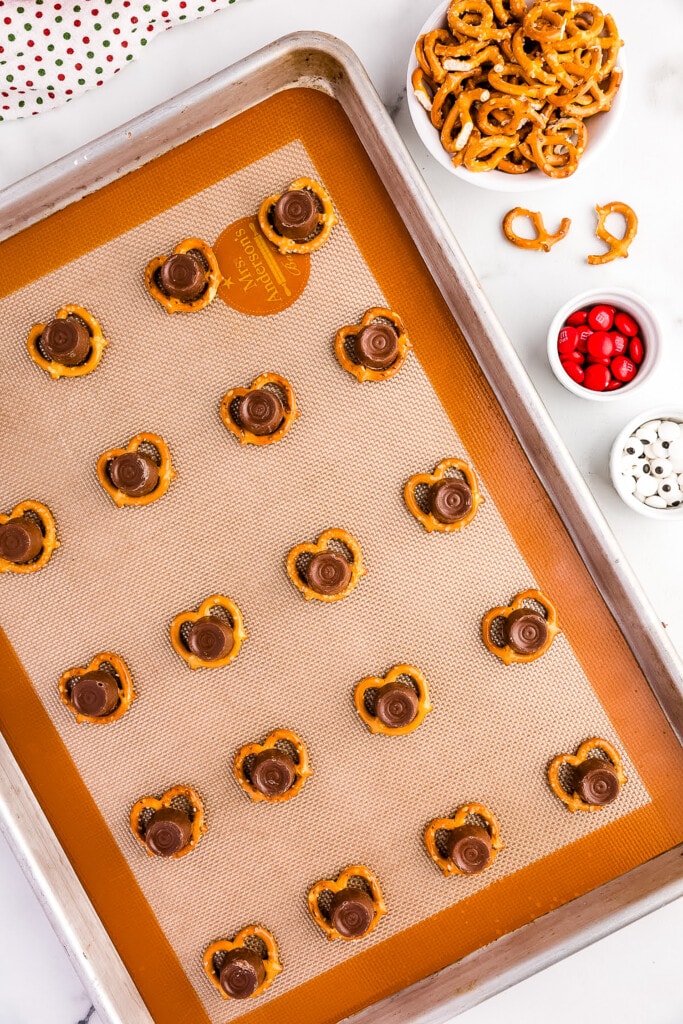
[588,201,638,265]
[503,208,571,251]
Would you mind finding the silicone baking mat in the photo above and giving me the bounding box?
[1,89,682,1024]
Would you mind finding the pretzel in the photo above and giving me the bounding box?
[0,500,59,575]
[404,458,484,532]
[130,785,206,859]
[424,803,503,877]
[588,201,638,265]
[482,588,559,664]
[548,738,627,812]
[502,208,571,251]
[233,729,312,804]
[96,432,176,508]
[58,652,136,726]
[334,307,411,383]
[308,865,387,942]
[203,926,282,1001]
[170,594,246,670]
[287,528,366,603]
[220,373,298,446]
[26,305,108,379]
[354,664,432,737]
[258,177,337,256]
[145,238,221,313]
[412,0,623,177]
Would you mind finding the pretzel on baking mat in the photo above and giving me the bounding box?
[548,737,627,812]
[334,307,411,383]
[203,926,282,1001]
[58,651,136,725]
[482,588,559,664]
[0,500,59,575]
[220,372,298,446]
[286,528,366,603]
[145,237,222,313]
[170,594,246,670]
[130,785,206,859]
[26,305,108,379]
[258,177,337,256]
[308,865,387,941]
[96,432,176,508]
[404,458,483,532]
[424,802,503,877]
[353,664,432,736]
[233,728,312,804]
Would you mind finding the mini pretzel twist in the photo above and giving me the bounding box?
[170,594,247,670]
[502,208,571,251]
[334,307,411,383]
[287,528,366,603]
[220,373,299,446]
[96,432,176,508]
[233,729,312,804]
[548,737,627,812]
[307,865,387,942]
[130,785,207,859]
[58,651,136,725]
[482,588,560,664]
[424,802,503,877]
[145,238,222,313]
[258,177,337,256]
[404,458,484,533]
[203,926,282,1001]
[26,305,108,380]
[354,664,433,736]
[0,500,59,575]
[588,201,638,265]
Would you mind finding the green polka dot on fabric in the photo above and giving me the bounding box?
[140,37,147,45]
[63,32,71,40]
[55,58,63,66]
[86,51,94,59]
[36,96,42,104]
[112,11,119,19]
[6,75,14,83]
[95,66,103,74]
[24,24,32,32]
[38,68,46,76]
[103,40,110,47]
[77,78,85,85]
[7,34,15,42]
[94,23,102,31]
[47,44,54,52]
[55,15,62,23]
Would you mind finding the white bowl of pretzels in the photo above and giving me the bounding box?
[407,0,626,190]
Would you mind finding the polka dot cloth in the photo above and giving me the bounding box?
[0,0,237,120]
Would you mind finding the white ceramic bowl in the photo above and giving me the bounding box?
[546,288,662,401]
[610,408,683,520]
[406,0,626,191]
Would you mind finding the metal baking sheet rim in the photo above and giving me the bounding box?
[0,32,681,1024]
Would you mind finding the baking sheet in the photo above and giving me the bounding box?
[1,72,683,1024]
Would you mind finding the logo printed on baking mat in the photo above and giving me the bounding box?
[214,216,310,316]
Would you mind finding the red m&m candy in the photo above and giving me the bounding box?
[558,325,579,353]
[588,304,615,331]
[630,336,644,364]
[583,363,611,391]
[614,311,638,336]
[586,330,614,362]
[610,355,637,382]
[610,332,629,355]
[566,309,588,326]
[561,360,585,384]
[576,326,593,351]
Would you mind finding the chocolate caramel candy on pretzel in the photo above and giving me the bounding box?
[502,607,549,656]
[186,616,234,662]
[428,478,473,524]
[157,252,207,301]
[353,323,400,370]
[0,517,44,564]
[219,948,266,999]
[445,825,493,875]
[574,757,621,806]
[272,189,319,242]
[250,748,297,797]
[144,807,193,857]
[108,451,160,497]
[328,887,375,938]
[70,671,120,718]
[40,317,91,366]
[239,389,285,436]
[375,681,419,729]
[305,550,352,596]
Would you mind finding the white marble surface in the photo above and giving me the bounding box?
[1,1,682,1022]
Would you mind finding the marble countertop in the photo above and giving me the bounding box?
[1,1,682,1022]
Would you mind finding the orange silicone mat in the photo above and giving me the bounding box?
[1,88,682,1024]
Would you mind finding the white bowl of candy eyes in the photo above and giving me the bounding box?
[610,410,683,519]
